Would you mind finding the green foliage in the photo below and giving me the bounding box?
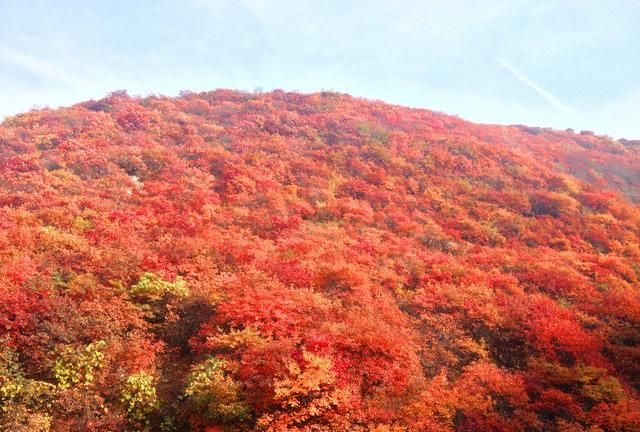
[53,340,106,389]
[72,216,93,231]
[130,272,189,300]
[531,359,626,403]
[0,346,56,432]
[579,368,626,403]
[184,357,251,424]
[0,347,23,400]
[50,270,70,290]
[121,371,159,425]
[159,415,178,432]
[358,122,390,143]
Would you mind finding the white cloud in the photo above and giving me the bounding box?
[495,56,575,116]
[0,44,82,88]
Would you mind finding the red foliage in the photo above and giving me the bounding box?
[0,90,639,430]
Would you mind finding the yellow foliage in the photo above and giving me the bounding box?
[184,357,250,423]
[1,347,56,432]
[205,327,267,351]
[121,371,158,425]
[257,351,352,431]
[53,341,106,389]
[130,272,189,300]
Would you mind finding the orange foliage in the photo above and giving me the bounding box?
[0,89,639,430]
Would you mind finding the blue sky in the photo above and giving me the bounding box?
[1,0,639,138]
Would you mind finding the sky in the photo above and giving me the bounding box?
[1,0,639,138]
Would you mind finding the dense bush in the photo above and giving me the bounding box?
[0,89,639,430]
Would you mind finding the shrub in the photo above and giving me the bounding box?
[121,372,159,425]
[53,341,106,389]
[130,272,189,300]
[184,357,251,425]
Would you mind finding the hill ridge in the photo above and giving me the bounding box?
[0,89,639,431]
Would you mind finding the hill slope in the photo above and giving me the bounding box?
[1,90,639,431]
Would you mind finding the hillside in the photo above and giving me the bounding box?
[1,89,639,431]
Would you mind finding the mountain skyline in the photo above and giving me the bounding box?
[1,89,639,430]
[1,0,639,138]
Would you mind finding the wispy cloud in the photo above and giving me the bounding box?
[0,44,83,88]
[0,42,113,118]
[496,57,574,116]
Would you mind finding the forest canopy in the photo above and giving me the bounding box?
[0,89,639,431]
